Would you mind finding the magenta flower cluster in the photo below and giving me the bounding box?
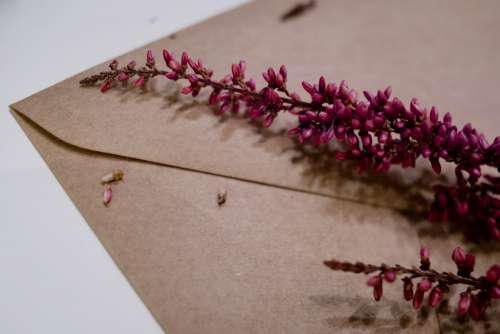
[79,49,500,241]
[324,246,500,321]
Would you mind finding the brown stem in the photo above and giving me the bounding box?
[323,259,489,290]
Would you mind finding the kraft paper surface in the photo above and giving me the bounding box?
[10,0,500,332]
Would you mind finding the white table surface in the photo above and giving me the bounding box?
[0,1,248,332]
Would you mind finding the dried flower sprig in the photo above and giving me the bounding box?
[103,186,112,206]
[80,50,500,240]
[100,169,124,206]
[324,247,500,320]
[101,169,124,184]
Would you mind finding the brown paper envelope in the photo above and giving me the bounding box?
[9,0,500,332]
[11,0,500,211]
[13,112,440,333]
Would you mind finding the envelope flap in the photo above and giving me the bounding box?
[11,0,500,210]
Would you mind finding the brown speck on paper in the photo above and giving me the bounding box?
[281,0,316,21]
[217,189,227,206]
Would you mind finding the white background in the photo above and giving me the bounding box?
[0,1,247,332]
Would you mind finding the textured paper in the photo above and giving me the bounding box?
[12,0,500,211]
[10,0,500,332]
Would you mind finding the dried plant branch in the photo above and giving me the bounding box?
[324,247,499,320]
[80,50,500,241]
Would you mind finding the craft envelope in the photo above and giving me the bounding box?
[9,0,500,333]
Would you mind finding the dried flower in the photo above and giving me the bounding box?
[80,50,500,241]
[403,277,414,301]
[324,246,499,321]
[420,246,430,270]
[457,291,471,316]
[452,246,476,277]
[428,286,443,307]
[101,169,124,184]
[367,275,383,301]
[103,187,112,206]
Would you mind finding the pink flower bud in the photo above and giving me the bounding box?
[468,295,481,320]
[377,89,388,104]
[453,247,475,277]
[267,68,276,82]
[421,146,432,158]
[490,286,500,299]
[351,118,361,129]
[181,86,193,95]
[363,90,374,103]
[312,93,323,104]
[384,270,396,282]
[417,278,432,292]
[428,286,442,307]
[246,79,256,91]
[109,59,118,70]
[430,106,439,123]
[305,110,317,121]
[454,200,469,215]
[208,93,218,106]
[165,72,179,81]
[325,83,337,100]
[275,74,285,88]
[133,76,145,88]
[167,60,179,71]
[464,254,476,270]
[263,113,275,128]
[181,51,189,66]
[443,112,452,124]
[361,134,372,147]
[367,275,380,287]
[431,157,442,174]
[302,81,315,95]
[485,264,500,283]
[452,247,466,265]
[100,81,112,93]
[163,49,173,63]
[301,128,313,140]
[146,50,155,66]
[188,58,200,72]
[318,76,326,93]
[117,72,129,81]
[403,278,414,301]
[187,74,198,85]
[103,187,112,206]
[238,60,247,75]
[231,64,240,78]
[318,111,331,122]
[384,86,392,99]
[420,246,430,270]
[412,289,424,309]
[373,283,383,301]
[457,292,470,315]
[126,60,136,70]
[339,80,349,98]
[279,65,287,81]
[410,98,422,116]
[478,134,489,150]
[364,119,375,131]
[367,276,383,301]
